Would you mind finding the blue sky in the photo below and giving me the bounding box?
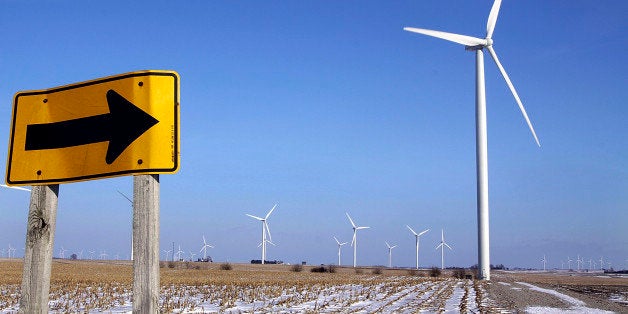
[1,1,626,270]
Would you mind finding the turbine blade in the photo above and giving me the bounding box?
[404,27,487,47]
[265,222,273,243]
[445,243,453,250]
[265,204,277,219]
[486,0,502,39]
[357,226,370,230]
[487,46,541,146]
[406,225,418,236]
[340,242,348,246]
[334,236,340,244]
[386,241,391,248]
[246,214,264,221]
[267,240,276,246]
[203,235,207,245]
[346,212,356,228]
[392,245,397,249]
[419,229,430,236]
[435,243,443,250]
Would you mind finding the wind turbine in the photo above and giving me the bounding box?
[199,235,214,261]
[385,242,397,268]
[59,246,67,259]
[175,245,184,261]
[89,250,96,260]
[346,212,370,268]
[541,255,547,271]
[407,225,429,270]
[246,204,277,264]
[333,236,347,266]
[117,190,134,260]
[435,229,453,270]
[404,0,540,280]
[162,249,171,261]
[567,256,572,270]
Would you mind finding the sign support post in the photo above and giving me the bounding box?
[19,185,59,313]
[133,174,160,313]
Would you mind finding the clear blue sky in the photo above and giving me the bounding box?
[1,1,626,270]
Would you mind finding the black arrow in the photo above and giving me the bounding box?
[25,89,159,164]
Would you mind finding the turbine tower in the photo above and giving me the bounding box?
[404,0,540,281]
[117,190,134,261]
[199,235,214,260]
[407,225,429,270]
[435,229,452,270]
[333,236,347,266]
[541,255,547,271]
[246,204,277,264]
[346,212,369,268]
[385,242,397,268]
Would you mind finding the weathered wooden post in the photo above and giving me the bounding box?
[19,185,59,313]
[133,174,160,313]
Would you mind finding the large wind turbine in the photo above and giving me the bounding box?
[246,204,277,264]
[435,229,452,270]
[385,242,397,268]
[346,212,369,268]
[404,0,540,280]
[333,236,347,266]
[407,225,429,270]
[199,235,214,261]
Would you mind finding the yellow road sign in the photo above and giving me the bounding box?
[6,70,180,185]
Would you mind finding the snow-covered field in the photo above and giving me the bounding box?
[1,261,626,313]
[1,277,493,313]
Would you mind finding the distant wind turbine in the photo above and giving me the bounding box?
[59,246,67,259]
[541,255,547,271]
[404,0,540,280]
[246,204,277,264]
[333,236,347,266]
[435,229,452,270]
[346,212,370,268]
[162,249,171,261]
[175,245,184,261]
[199,235,214,260]
[567,256,572,270]
[385,242,397,268]
[407,225,429,270]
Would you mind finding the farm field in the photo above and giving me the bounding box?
[0,259,626,313]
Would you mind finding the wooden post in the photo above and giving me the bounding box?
[133,174,160,313]
[19,185,59,314]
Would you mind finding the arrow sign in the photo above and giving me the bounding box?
[25,90,159,165]
[5,70,180,186]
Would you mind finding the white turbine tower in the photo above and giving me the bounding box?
[333,236,347,266]
[117,190,134,260]
[385,242,397,268]
[435,229,453,270]
[567,256,573,270]
[541,255,547,271]
[199,235,214,261]
[407,225,429,270]
[246,204,277,264]
[346,212,369,268]
[404,0,540,280]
